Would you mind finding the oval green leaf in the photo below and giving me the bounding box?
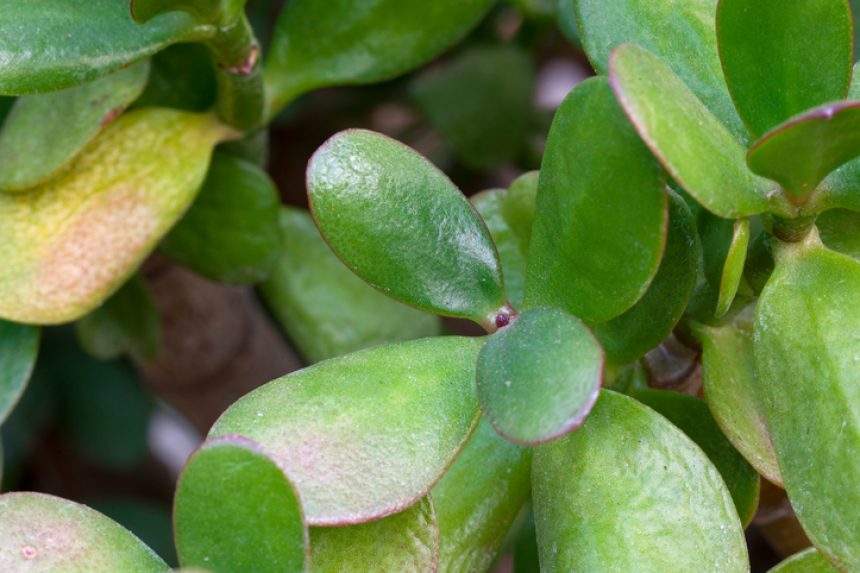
[0,108,234,324]
[532,390,748,572]
[174,436,309,573]
[0,62,149,193]
[817,208,860,260]
[609,44,790,218]
[161,151,281,284]
[310,497,437,573]
[131,0,245,25]
[307,129,507,328]
[210,336,484,526]
[754,237,860,571]
[0,321,39,424]
[260,207,440,364]
[0,492,168,572]
[433,418,532,573]
[769,548,841,573]
[717,0,853,138]
[477,307,603,445]
[265,0,494,115]
[715,218,750,318]
[0,0,213,95]
[525,77,667,322]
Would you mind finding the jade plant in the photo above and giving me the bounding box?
[0,0,858,572]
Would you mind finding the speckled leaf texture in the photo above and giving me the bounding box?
[769,548,841,573]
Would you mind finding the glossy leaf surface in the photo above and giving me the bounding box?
[747,103,860,199]
[0,492,167,572]
[817,209,860,260]
[260,207,440,364]
[477,307,603,445]
[308,129,507,327]
[0,62,149,192]
[131,0,245,24]
[0,108,233,324]
[0,0,212,95]
[532,391,748,572]
[433,418,532,573]
[631,389,760,526]
[174,437,309,573]
[715,218,750,318]
[161,151,281,284]
[609,44,788,218]
[526,77,667,322]
[755,238,860,570]
[575,0,746,140]
[0,321,39,424]
[592,189,699,365]
[311,498,437,573]
[769,549,841,573]
[717,0,853,138]
[265,0,494,114]
[210,336,484,526]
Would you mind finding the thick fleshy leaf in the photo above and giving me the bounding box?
[161,151,281,284]
[131,0,245,24]
[575,0,746,141]
[471,172,538,309]
[609,44,790,218]
[0,492,168,572]
[592,189,699,365]
[0,321,39,424]
[265,0,494,114]
[210,336,484,526]
[76,275,161,363]
[174,436,309,573]
[411,45,534,169]
[754,237,860,571]
[0,62,149,192]
[816,159,860,212]
[310,498,437,573]
[0,108,234,324]
[631,389,760,526]
[533,390,748,572]
[715,218,750,318]
[433,418,532,572]
[260,207,440,364]
[477,307,603,445]
[769,548,841,573]
[692,307,782,486]
[746,103,860,199]
[717,0,853,138]
[0,0,213,95]
[526,77,667,322]
[135,43,217,113]
[817,209,860,260]
[307,129,508,328]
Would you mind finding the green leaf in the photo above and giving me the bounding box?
[89,500,176,566]
[471,172,539,309]
[477,307,603,445]
[754,237,860,571]
[609,44,790,218]
[310,498,437,572]
[174,436,309,573]
[161,151,281,284]
[716,0,853,138]
[746,103,860,201]
[715,218,750,318]
[76,274,161,363]
[817,209,860,260]
[816,159,860,212]
[512,512,541,573]
[0,492,168,572]
[307,129,508,329]
[131,0,246,25]
[592,189,699,365]
[0,62,149,193]
[769,548,841,573]
[630,389,760,526]
[411,45,535,169]
[0,321,39,424]
[0,108,235,324]
[556,0,581,45]
[260,207,440,364]
[692,307,783,486]
[532,390,748,572]
[210,336,484,526]
[526,77,667,322]
[134,44,217,113]
[0,0,213,96]
[575,0,746,141]
[265,0,495,115]
[433,418,533,572]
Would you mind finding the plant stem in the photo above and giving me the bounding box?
[770,214,817,243]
